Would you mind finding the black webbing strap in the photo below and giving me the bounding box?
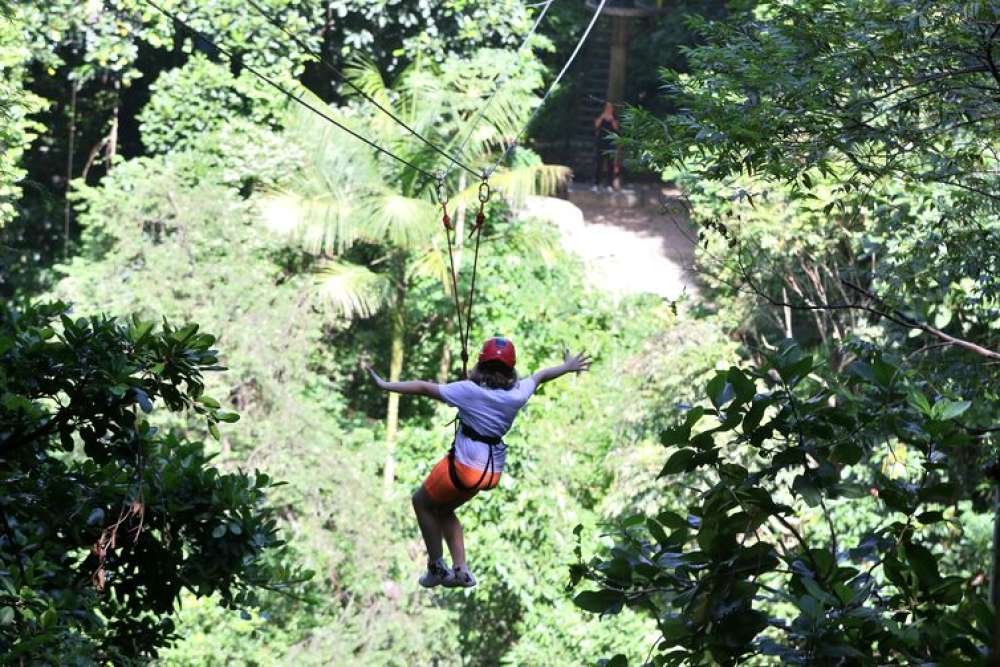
[448,421,503,492]
[460,422,502,446]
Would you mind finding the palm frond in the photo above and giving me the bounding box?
[409,235,454,287]
[259,191,371,255]
[450,163,570,210]
[314,260,392,319]
[343,56,410,139]
[360,189,441,250]
[500,217,562,267]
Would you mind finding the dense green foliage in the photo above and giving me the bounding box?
[0,302,296,663]
[571,0,1000,664]
[7,0,999,664]
[51,101,711,660]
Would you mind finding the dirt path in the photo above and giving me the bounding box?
[522,185,697,300]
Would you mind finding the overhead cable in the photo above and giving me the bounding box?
[485,0,608,178]
[242,0,482,182]
[142,0,438,182]
[443,0,557,181]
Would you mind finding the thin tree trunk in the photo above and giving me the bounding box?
[383,275,406,490]
[437,318,453,384]
[64,80,79,259]
[782,286,793,339]
[991,483,1000,659]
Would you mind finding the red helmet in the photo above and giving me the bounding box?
[479,337,516,368]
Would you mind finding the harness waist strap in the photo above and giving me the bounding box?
[460,422,503,446]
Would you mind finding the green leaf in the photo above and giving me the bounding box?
[830,442,863,465]
[907,390,932,416]
[872,358,898,388]
[216,410,240,423]
[778,356,813,384]
[793,474,822,507]
[717,608,768,646]
[660,449,697,477]
[917,511,944,524]
[903,542,940,589]
[0,607,13,626]
[129,320,154,343]
[647,518,669,548]
[742,398,769,433]
[212,525,227,539]
[605,655,628,667]
[934,399,971,421]
[209,422,221,441]
[573,589,625,615]
[727,367,756,404]
[604,557,632,584]
[197,395,221,409]
[657,511,688,530]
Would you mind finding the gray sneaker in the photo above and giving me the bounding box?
[418,558,454,588]
[444,564,476,588]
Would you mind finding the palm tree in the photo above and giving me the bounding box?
[260,50,569,488]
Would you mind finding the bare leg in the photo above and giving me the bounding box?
[439,510,467,568]
[412,488,443,562]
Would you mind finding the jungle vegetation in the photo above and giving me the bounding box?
[1,1,998,665]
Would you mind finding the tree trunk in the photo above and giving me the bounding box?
[64,80,79,259]
[437,318,453,384]
[383,275,406,490]
[991,483,1000,658]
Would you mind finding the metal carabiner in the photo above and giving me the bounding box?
[436,178,448,207]
[478,180,491,204]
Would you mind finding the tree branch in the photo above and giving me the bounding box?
[840,280,1000,361]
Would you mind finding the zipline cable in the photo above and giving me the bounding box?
[142,0,439,183]
[484,0,608,178]
[442,0,556,181]
[242,0,483,182]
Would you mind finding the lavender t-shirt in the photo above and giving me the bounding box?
[438,377,538,471]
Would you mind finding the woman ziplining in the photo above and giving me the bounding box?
[143,0,610,589]
[366,340,591,588]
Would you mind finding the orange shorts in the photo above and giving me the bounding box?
[422,454,502,507]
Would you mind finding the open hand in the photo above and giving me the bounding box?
[563,349,592,374]
[365,364,388,389]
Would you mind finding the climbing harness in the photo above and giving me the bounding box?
[448,422,503,493]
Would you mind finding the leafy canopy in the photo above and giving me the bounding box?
[0,302,299,663]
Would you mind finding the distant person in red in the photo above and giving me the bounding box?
[593,102,620,189]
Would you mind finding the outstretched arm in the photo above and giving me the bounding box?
[366,366,444,401]
[531,349,592,386]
